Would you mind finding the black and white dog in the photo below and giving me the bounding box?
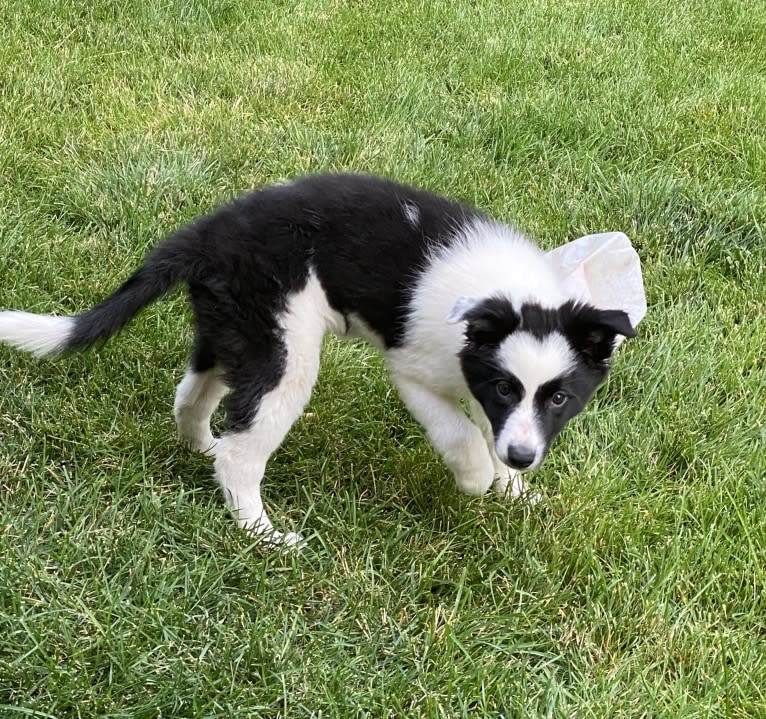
[0,174,636,544]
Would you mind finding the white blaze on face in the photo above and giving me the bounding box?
[494,331,575,469]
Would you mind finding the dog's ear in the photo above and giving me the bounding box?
[448,295,520,346]
[446,296,481,324]
[562,302,637,363]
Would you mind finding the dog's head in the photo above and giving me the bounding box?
[449,295,636,472]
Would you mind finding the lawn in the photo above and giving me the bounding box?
[1,0,765,716]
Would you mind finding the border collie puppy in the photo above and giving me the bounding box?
[0,174,636,545]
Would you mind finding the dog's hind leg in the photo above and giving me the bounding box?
[392,374,495,496]
[213,354,322,545]
[174,340,228,454]
[212,277,332,545]
[174,367,228,454]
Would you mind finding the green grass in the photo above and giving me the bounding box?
[1,0,766,716]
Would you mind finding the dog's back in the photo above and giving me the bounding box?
[196,173,486,348]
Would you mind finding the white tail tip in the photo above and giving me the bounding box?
[0,311,75,357]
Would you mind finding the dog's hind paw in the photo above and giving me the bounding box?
[248,526,305,549]
[278,531,305,547]
[200,437,220,456]
[180,430,219,455]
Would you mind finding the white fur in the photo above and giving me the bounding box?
[173,366,228,453]
[389,219,567,395]
[208,222,564,541]
[0,311,74,357]
[494,331,575,468]
[384,220,570,499]
[393,373,495,496]
[467,397,537,501]
[496,331,575,391]
[212,272,341,545]
[0,178,623,549]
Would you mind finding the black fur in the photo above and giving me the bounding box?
[65,174,481,428]
[459,297,634,467]
[64,176,634,434]
[0,171,642,541]
[557,303,637,364]
[460,296,636,360]
[0,171,644,541]
[532,365,607,450]
[460,296,522,347]
[459,348,523,435]
[69,174,481,348]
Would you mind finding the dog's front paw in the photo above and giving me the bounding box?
[454,464,495,496]
[494,470,542,505]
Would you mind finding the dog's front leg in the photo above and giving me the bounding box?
[466,398,534,501]
[393,376,495,496]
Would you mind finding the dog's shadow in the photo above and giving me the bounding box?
[171,337,552,543]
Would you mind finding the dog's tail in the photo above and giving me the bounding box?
[0,228,196,358]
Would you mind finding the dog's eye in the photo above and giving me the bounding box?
[551,391,568,407]
[496,380,513,398]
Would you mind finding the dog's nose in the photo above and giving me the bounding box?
[506,445,536,470]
